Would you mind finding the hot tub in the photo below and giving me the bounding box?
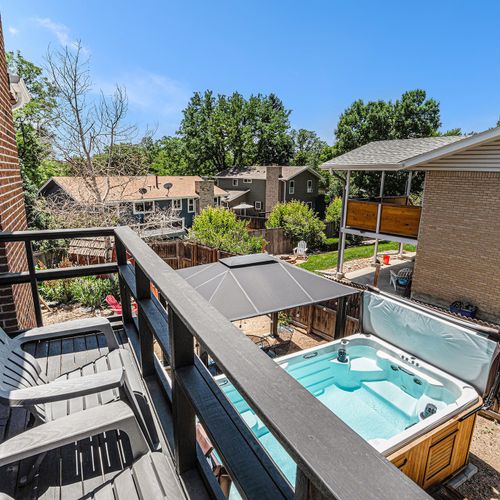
[216,333,480,486]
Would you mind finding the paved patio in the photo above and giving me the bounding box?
[345,258,415,295]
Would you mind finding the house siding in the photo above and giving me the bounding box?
[283,171,323,216]
[411,171,500,323]
[217,178,267,215]
[217,170,324,215]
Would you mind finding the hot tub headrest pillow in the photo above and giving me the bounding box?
[362,291,499,395]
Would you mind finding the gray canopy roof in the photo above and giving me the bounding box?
[177,253,357,321]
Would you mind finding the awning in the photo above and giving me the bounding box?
[177,254,358,321]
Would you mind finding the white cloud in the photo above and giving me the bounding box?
[96,70,191,119]
[7,27,19,36]
[35,17,89,54]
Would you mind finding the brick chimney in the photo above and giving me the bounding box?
[195,179,215,214]
[0,19,36,331]
[265,166,282,214]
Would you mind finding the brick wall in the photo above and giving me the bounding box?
[195,179,215,214]
[0,19,36,331]
[411,170,500,323]
[265,166,282,213]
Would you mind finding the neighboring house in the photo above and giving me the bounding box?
[216,165,324,216]
[39,175,227,231]
[321,129,500,323]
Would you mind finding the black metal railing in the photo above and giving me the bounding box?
[0,227,430,499]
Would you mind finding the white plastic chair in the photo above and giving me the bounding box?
[293,240,308,258]
[389,268,413,291]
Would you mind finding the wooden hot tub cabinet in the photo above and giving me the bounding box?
[388,400,481,489]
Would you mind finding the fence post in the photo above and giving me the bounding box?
[116,238,133,325]
[24,240,43,327]
[334,296,348,339]
[135,263,155,377]
[169,305,197,474]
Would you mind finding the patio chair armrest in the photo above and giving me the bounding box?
[8,368,125,407]
[16,317,119,350]
[0,400,150,467]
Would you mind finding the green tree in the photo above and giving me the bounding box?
[189,207,263,254]
[7,51,58,228]
[291,129,329,167]
[266,201,325,249]
[177,91,293,174]
[332,90,445,197]
[325,197,342,232]
[151,136,189,175]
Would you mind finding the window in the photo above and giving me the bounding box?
[306,201,313,209]
[254,201,262,210]
[307,179,313,193]
[173,199,182,210]
[243,179,252,184]
[214,197,220,206]
[133,201,154,214]
[289,180,295,195]
[232,179,239,187]
[187,198,195,213]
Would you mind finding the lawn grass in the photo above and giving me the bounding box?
[298,242,416,272]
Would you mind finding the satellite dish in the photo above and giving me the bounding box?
[163,182,173,190]
[138,187,148,195]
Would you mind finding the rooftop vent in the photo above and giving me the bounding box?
[219,253,277,269]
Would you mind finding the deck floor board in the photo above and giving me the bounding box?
[0,329,187,499]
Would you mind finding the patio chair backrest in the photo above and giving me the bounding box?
[297,241,307,250]
[0,329,47,421]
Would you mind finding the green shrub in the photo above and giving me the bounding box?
[39,275,119,309]
[322,237,339,251]
[189,206,264,254]
[266,200,325,249]
[325,197,342,232]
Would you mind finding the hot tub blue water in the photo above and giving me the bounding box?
[217,338,460,488]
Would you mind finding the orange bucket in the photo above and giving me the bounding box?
[382,255,390,265]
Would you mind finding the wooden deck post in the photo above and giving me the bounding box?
[116,238,133,325]
[295,467,327,500]
[169,306,197,475]
[135,264,155,377]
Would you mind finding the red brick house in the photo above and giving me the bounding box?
[322,129,500,323]
[0,20,36,331]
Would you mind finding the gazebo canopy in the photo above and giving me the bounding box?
[177,253,358,321]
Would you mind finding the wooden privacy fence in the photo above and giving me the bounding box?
[249,227,294,255]
[287,295,361,340]
[149,239,235,270]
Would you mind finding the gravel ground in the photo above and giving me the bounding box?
[455,416,500,500]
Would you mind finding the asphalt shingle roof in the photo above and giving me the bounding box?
[217,165,311,180]
[321,136,467,170]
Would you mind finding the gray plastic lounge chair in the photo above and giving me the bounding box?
[0,398,185,499]
[0,318,159,481]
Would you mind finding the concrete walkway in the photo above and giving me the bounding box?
[345,258,415,295]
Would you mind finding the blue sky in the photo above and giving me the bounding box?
[2,0,500,142]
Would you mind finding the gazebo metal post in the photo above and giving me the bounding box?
[271,311,279,338]
[373,170,385,265]
[398,171,413,256]
[336,170,350,278]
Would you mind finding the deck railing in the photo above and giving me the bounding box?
[0,227,429,499]
[346,199,422,239]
